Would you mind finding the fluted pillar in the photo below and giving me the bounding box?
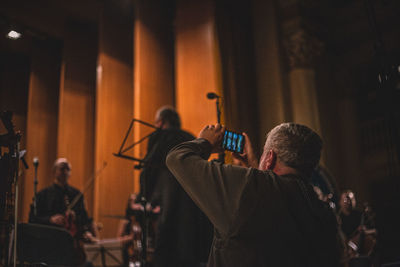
[283,24,324,135]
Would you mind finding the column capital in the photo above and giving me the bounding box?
[283,26,324,69]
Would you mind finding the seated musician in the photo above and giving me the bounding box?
[29,158,98,263]
[338,190,376,258]
[117,194,160,267]
[117,194,143,266]
[338,190,375,238]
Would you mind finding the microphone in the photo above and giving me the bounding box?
[206,92,220,99]
[19,150,29,169]
[33,157,39,168]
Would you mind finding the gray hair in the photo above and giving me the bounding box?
[264,123,322,176]
[155,106,181,129]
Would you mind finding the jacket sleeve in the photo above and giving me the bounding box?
[166,138,253,235]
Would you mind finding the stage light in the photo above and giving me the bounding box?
[6,30,22,40]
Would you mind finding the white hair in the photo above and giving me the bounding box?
[264,123,322,176]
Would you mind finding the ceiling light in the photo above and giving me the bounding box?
[6,30,22,40]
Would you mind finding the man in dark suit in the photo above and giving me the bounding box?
[141,106,212,267]
[28,158,96,266]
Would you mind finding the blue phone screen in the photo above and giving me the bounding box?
[222,130,244,153]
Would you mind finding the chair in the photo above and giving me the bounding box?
[17,223,77,266]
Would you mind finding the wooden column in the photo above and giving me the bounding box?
[252,0,292,147]
[133,0,175,191]
[94,4,134,238]
[175,0,223,136]
[57,22,97,213]
[280,3,324,136]
[288,68,322,133]
[22,40,62,222]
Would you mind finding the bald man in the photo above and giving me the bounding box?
[29,158,93,237]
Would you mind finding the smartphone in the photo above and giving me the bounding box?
[222,130,245,154]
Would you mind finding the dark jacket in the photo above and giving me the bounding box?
[166,138,340,267]
[29,183,90,231]
[141,128,213,266]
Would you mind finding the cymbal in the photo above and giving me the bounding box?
[101,214,126,219]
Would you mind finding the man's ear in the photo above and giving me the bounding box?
[265,150,277,170]
[259,150,276,171]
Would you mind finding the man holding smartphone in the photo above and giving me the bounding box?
[166,123,340,267]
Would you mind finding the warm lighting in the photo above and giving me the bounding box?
[6,30,22,40]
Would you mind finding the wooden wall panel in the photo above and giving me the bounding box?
[95,8,134,238]
[175,0,222,136]
[22,40,61,222]
[57,23,97,214]
[133,0,175,192]
[252,0,291,148]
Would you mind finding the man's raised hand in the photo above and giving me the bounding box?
[198,123,226,153]
[232,132,258,168]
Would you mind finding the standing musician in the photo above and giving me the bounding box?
[29,158,98,264]
[140,106,213,267]
[338,190,376,260]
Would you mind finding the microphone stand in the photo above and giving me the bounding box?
[209,94,225,163]
[113,118,159,267]
[139,178,148,267]
[33,161,38,217]
[216,97,221,124]
[216,98,225,163]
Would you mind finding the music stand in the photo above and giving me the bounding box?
[113,118,159,267]
[84,239,123,267]
[113,118,158,167]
